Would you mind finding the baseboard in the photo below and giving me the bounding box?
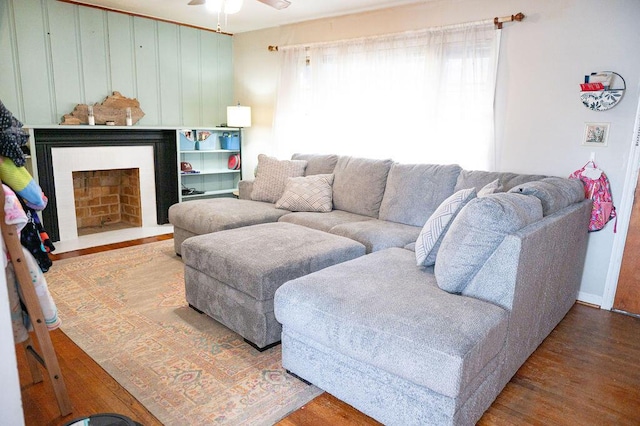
[577,291,603,308]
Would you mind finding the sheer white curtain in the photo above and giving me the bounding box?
[274,22,501,170]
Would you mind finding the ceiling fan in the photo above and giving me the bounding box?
[187,0,291,10]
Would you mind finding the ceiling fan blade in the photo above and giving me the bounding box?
[188,0,206,5]
[256,0,291,10]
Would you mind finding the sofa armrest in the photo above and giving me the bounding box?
[238,179,254,200]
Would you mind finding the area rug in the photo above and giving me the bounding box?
[46,239,322,425]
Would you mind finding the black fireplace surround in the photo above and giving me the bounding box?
[33,128,178,242]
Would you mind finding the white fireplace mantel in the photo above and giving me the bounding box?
[52,145,158,242]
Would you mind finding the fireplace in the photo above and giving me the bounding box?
[73,168,142,236]
[33,128,178,242]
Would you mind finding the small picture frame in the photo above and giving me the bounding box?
[583,122,609,146]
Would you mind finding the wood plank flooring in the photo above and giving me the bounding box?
[15,236,640,425]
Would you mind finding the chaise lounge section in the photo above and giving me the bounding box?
[275,194,590,425]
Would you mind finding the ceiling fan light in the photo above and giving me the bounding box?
[257,0,291,10]
[224,0,243,15]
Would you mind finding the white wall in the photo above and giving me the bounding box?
[233,0,640,305]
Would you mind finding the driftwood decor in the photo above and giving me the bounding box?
[61,91,145,125]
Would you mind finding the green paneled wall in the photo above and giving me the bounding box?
[0,0,233,126]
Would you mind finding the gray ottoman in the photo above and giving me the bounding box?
[181,222,366,350]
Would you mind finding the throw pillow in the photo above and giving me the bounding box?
[415,188,476,266]
[275,174,335,212]
[434,193,543,294]
[477,179,503,196]
[378,163,462,227]
[251,154,307,203]
[508,177,584,216]
[291,153,339,176]
[331,156,393,218]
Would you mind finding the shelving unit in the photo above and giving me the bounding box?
[177,129,241,202]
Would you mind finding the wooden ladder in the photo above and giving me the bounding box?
[1,188,72,417]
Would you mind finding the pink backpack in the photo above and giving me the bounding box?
[569,161,616,232]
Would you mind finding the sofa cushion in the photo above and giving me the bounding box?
[378,163,462,227]
[435,193,543,293]
[329,219,421,253]
[168,198,291,236]
[251,154,307,203]
[274,247,509,399]
[477,179,502,196]
[454,170,546,193]
[332,156,393,218]
[508,177,585,216]
[291,153,339,176]
[279,209,373,232]
[415,188,476,266]
[275,174,334,212]
[238,179,254,200]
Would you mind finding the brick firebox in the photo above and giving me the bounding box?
[73,168,142,233]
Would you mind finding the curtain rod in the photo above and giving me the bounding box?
[267,12,524,51]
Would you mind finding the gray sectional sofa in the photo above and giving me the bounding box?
[168,153,591,425]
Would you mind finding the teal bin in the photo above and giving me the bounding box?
[219,134,240,150]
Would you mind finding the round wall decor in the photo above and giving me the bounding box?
[580,71,625,111]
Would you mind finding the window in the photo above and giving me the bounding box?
[274,22,501,170]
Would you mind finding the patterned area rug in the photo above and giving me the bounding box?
[46,240,322,425]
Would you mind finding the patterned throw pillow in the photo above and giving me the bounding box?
[415,188,476,266]
[251,154,307,203]
[275,174,334,212]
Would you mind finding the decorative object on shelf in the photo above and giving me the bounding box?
[228,153,241,170]
[219,132,240,150]
[195,130,211,150]
[87,105,95,125]
[60,91,145,125]
[582,122,609,147]
[580,71,625,111]
[179,130,194,151]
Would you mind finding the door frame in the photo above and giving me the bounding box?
[602,92,640,310]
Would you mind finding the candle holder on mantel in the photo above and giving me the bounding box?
[60,91,145,125]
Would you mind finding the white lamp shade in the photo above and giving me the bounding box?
[227,105,252,127]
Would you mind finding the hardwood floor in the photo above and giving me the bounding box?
[17,329,162,426]
[16,237,640,425]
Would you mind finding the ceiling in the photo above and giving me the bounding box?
[65,0,421,34]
